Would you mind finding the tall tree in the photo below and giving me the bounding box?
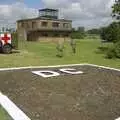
[112,0,120,20]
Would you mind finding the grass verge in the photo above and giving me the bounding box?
[0,38,119,68]
[0,106,12,120]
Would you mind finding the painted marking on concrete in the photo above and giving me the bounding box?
[59,68,84,74]
[32,70,60,78]
[0,92,31,120]
[115,117,120,120]
[32,68,84,78]
[0,63,87,71]
[0,63,119,72]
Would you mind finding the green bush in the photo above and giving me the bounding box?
[114,42,120,58]
[87,28,101,35]
[100,22,120,59]
[106,42,120,59]
[100,22,120,43]
[106,46,116,59]
[71,31,85,39]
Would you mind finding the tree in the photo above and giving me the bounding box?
[87,28,101,35]
[71,27,85,39]
[112,0,120,20]
[100,22,120,43]
[100,1,120,59]
[112,0,120,42]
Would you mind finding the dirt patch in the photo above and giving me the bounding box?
[0,65,120,120]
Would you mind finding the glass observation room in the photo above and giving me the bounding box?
[39,8,59,19]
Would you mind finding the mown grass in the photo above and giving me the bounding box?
[0,38,119,68]
[0,106,12,120]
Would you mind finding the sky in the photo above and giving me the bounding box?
[0,0,115,29]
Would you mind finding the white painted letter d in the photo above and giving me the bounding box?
[32,70,60,78]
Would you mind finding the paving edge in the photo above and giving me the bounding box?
[0,63,119,71]
[116,118,120,120]
[0,92,31,120]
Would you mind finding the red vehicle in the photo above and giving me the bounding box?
[0,33,13,54]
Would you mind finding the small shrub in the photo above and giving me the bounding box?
[71,31,85,39]
[106,46,116,59]
[11,32,18,49]
[98,46,109,53]
[114,42,120,58]
[106,42,120,59]
[56,42,64,57]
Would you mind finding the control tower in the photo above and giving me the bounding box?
[17,8,72,42]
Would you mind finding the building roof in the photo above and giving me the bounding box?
[17,17,72,22]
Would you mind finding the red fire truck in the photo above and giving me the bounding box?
[0,33,13,54]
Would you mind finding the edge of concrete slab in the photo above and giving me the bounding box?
[0,92,31,120]
[0,63,119,72]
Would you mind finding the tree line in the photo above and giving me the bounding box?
[72,0,120,59]
[100,0,120,59]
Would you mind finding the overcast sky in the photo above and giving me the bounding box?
[0,0,115,29]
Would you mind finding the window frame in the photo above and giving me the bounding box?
[41,22,48,27]
[52,22,60,28]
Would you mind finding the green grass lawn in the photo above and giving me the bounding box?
[0,38,119,69]
[0,106,12,120]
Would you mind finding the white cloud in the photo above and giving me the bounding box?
[0,2,38,29]
[42,0,115,29]
[0,0,115,29]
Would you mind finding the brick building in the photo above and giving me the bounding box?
[17,8,72,42]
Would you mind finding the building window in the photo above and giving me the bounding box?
[41,22,48,27]
[63,23,69,28]
[52,22,60,28]
[26,23,30,28]
[20,22,29,28]
[32,22,37,28]
[21,22,25,28]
